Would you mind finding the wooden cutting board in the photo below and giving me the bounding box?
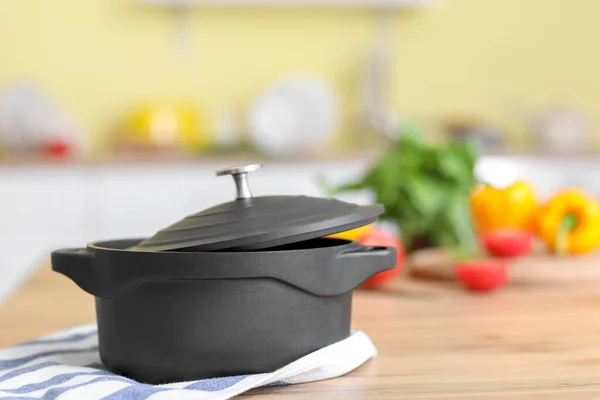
[408,247,600,284]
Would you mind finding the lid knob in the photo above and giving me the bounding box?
[216,164,262,200]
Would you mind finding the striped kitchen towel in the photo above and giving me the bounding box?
[0,325,376,399]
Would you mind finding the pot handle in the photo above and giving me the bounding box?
[328,245,396,295]
[51,248,98,295]
[48,243,396,298]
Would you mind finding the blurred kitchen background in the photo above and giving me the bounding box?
[1,0,599,300]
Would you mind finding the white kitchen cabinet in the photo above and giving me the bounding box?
[0,160,371,302]
[475,156,600,198]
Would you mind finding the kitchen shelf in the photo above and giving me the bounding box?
[3,148,600,168]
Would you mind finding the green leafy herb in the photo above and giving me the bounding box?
[329,122,479,254]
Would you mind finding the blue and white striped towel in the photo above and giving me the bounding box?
[0,324,377,399]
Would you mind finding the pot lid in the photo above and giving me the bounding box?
[133,164,384,252]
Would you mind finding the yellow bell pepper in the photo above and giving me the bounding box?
[469,181,538,233]
[326,224,374,241]
[536,189,600,255]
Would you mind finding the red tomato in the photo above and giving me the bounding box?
[358,228,404,288]
[454,260,508,293]
[481,229,534,258]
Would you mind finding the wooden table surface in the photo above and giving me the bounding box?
[3,259,600,399]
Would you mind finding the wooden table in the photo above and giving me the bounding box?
[3,260,600,399]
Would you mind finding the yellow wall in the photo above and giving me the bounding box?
[1,0,599,152]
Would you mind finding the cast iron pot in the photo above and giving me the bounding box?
[52,237,395,384]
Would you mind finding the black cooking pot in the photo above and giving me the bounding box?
[51,164,395,384]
